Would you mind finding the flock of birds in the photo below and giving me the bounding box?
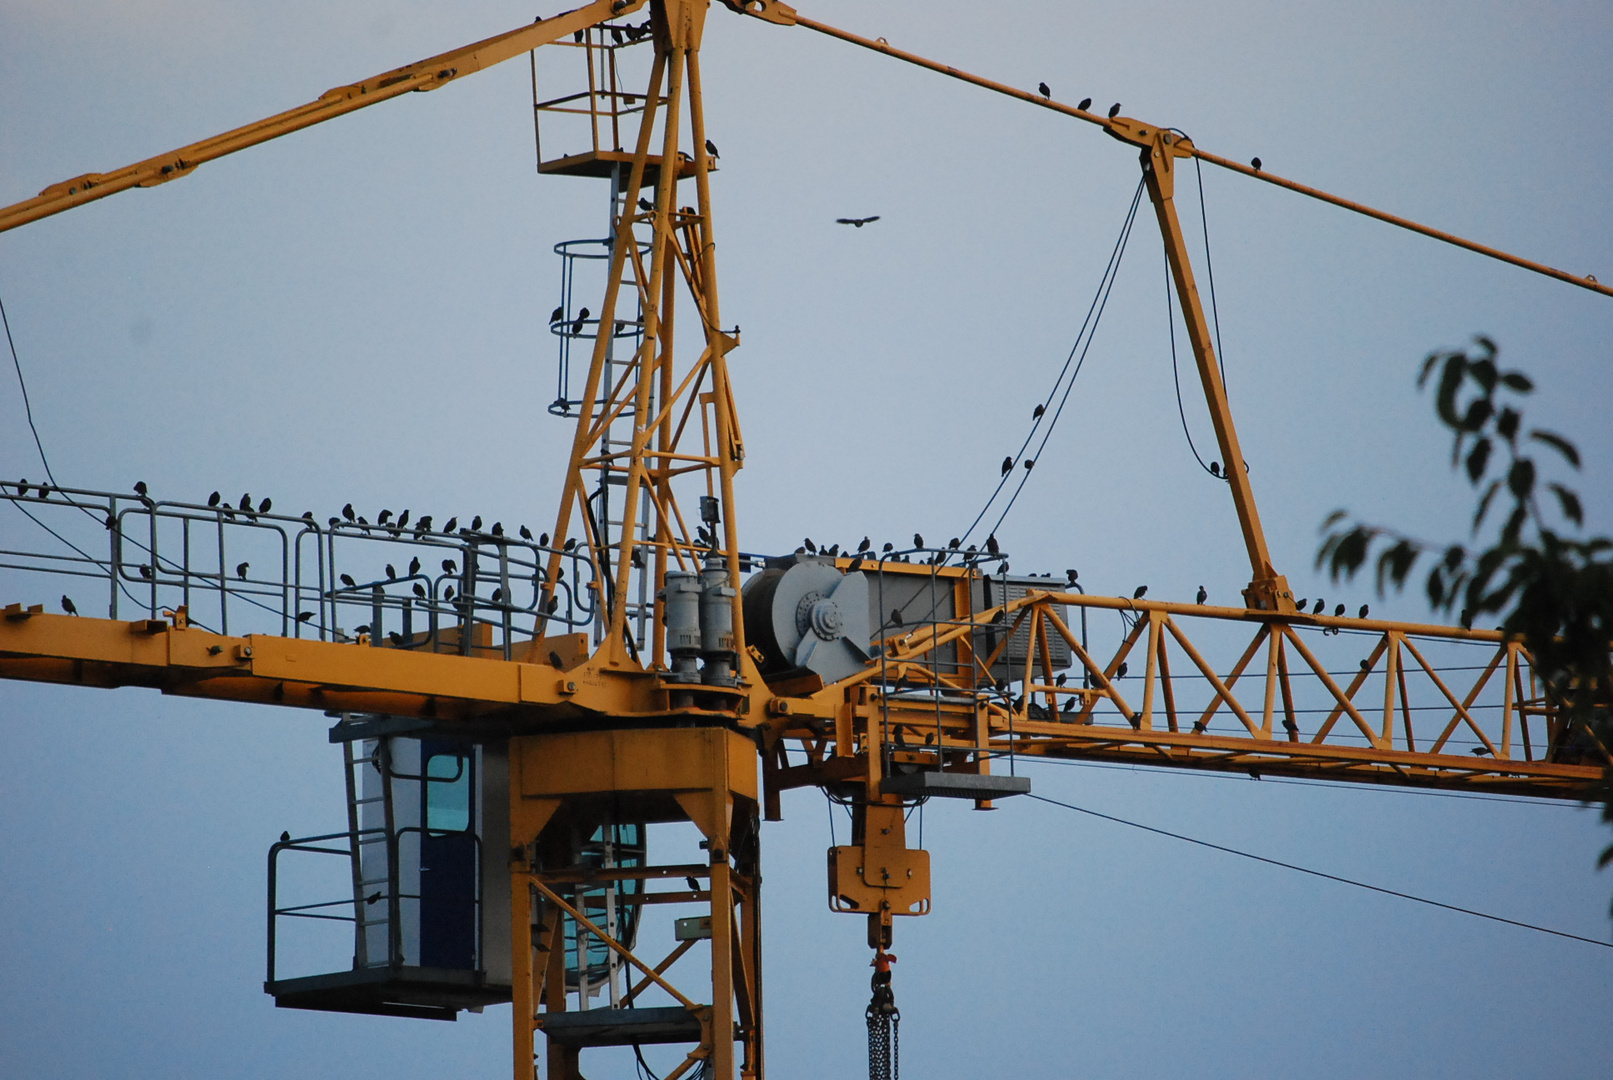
[1033,81,1264,171]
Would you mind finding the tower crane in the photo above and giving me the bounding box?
[1,3,1609,1079]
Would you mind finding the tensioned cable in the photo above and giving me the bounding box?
[958,177,1146,550]
[1165,257,1219,478]
[1028,792,1611,948]
[1192,152,1228,391]
[1,289,59,487]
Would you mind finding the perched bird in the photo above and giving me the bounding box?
[491,588,504,604]
[1032,404,1045,419]
[520,525,534,541]
[948,538,960,549]
[848,555,864,572]
[1001,456,1014,477]
[912,533,924,548]
[442,559,457,574]
[544,595,560,614]
[1077,97,1092,111]
[385,564,397,580]
[1055,673,1068,687]
[236,562,250,580]
[705,138,720,160]
[1311,598,1325,615]
[1023,459,1035,471]
[492,522,505,537]
[539,532,550,546]
[1334,603,1345,617]
[825,543,840,557]
[889,608,904,628]
[443,516,458,533]
[1066,569,1079,586]
[1209,461,1221,477]
[416,515,433,533]
[342,503,356,522]
[388,631,404,647]
[1063,698,1078,713]
[571,307,590,335]
[471,515,483,531]
[686,876,701,892]
[138,564,153,580]
[549,305,565,324]
[1133,585,1148,599]
[638,198,655,213]
[1295,598,1307,611]
[835,216,881,228]
[208,491,221,507]
[1116,662,1129,678]
[1037,81,1051,98]
[1358,604,1369,619]
[297,610,315,623]
[412,583,427,599]
[446,586,458,602]
[858,536,871,552]
[134,480,148,497]
[1108,102,1122,118]
[1250,157,1262,172]
[377,509,392,525]
[986,534,1000,556]
[396,510,410,529]
[258,497,272,514]
[803,537,817,553]
[408,557,421,576]
[61,595,78,615]
[1360,659,1371,672]
[1470,746,1492,757]
[301,511,315,523]
[340,574,358,589]
[353,625,370,636]
[1196,585,1208,605]
[236,493,252,512]
[882,542,894,553]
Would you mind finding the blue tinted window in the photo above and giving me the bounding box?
[424,753,471,833]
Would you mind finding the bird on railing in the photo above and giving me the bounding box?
[408,557,420,576]
[236,562,249,580]
[61,595,78,615]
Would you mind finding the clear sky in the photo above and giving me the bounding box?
[2,1,1611,1078]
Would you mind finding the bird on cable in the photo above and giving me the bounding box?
[609,25,623,44]
[221,506,236,521]
[1056,673,1068,687]
[297,611,315,623]
[357,516,369,530]
[705,139,720,160]
[1000,456,1013,477]
[889,609,904,628]
[327,516,340,528]
[520,525,534,541]
[238,493,253,512]
[340,574,358,589]
[1334,603,1345,617]
[134,480,148,497]
[571,307,591,335]
[1023,459,1035,471]
[1077,97,1092,111]
[913,532,924,548]
[1358,604,1369,619]
[1209,461,1221,477]
[208,491,221,507]
[858,536,871,552]
[1108,102,1122,118]
[443,516,458,533]
[1133,585,1148,600]
[1312,598,1325,615]
[835,216,880,228]
[61,595,78,615]
[1062,698,1078,713]
[408,557,421,576]
[442,559,457,575]
[471,515,483,532]
[1196,586,1208,605]
[377,509,392,525]
[413,583,427,599]
[1116,662,1129,678]
[279,831,291,844]
[446,585,458,602]
[1250,157,1262,172]
[549,305,565,324]
[236,562,250,581]
[1037,81,1051,98]
[385,564,397,580]
[342,503,356,522]
[1032,404,1045,420]
[256,497,271,514]
[396,509,409,529]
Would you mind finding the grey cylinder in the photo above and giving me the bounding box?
[660,570,703,683]
[699,555,737,686]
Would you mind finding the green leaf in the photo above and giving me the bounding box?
[1426,566,1445,606]
[1376,539,1419,592]
[1417,351,1445,388]
[1549,483,1584,527]
[1442,544,1466,571]
[1495,407,1519,441]
[1321,509,1349,530]
[1435,355,1467,427]
[1529,429,1581,468]
[1502,505,1527,547]
[1472,479,1501,533]
[1507,458,1536,501]
[1465,438,1492,482]
[1500,371,1534,393]
[1461,397,1493,432]
[1468,357,1497,394]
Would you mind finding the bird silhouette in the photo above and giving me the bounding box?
[1001,456,1013,476]
[539,532,550,546]
[443,516,458,533]
[342,503,356,522]
[1295,598,1307,610]
[385,564,397,580]
[848,555,864,572]
[239,493,252,512]
[1358,604,1369,619]
[549,305,565,324]
[396,510,410,529]
[377,509,392,525]
[1196,586,1207,605]
[442,560,457,574]
[412,583,427,599]
[912,533,924,548]
[520,525,534,541]
[492,522,505,537]
[388,631,404,647]
[948,538,960,549]
[301,511,315,523]
[1023,459,1035,470]
[882,542,894,553]
[563,538,577,551]
[1251,157,1263,172]
[835,216,880,227]
[545,595,560,614]
[297,611,315,622]
[1032,404,1045,419]
[1312,598,1325,615]
[1037,81,1051,98]
[1055,673,1068,687]
[1108,102,1122,118]
[1063,697,1077,713]
[236,562,250,580]
[445,585,457,602]
[858,536,871,552]
[986,534,1000,555]
[1334,603,1345,617]
[258,497,272,514]
[138,564,153,580]
[1077,97,1092,111]
[1116,662,1129,678]
[1133,585,1148,599]
[409,557,421,576]
[491,588,504,604]
[208,491,221,507]
[1209,461,1221,477]
[705,138,720,160]
[889,608,904,628]
[340,573,358,589]
[134,480,148,497]
[638,198,654,213]
[803,537,817,553]
[471,515,483,531]
[1066,569,1078,585]
[571,307,590,335]
[61,595,78,615]
[686,876,701,892]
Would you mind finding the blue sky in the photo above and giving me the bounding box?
[2,2,1611,1077]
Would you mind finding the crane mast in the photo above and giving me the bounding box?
[0,3,1607,1079]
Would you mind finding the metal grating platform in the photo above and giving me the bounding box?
[539,1006,704,1047]
[267,966,511,1022]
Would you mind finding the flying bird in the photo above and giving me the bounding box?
[1196,586,1207,605]
[1077,97,1092,111]
[61,595,78,615]
[1037,81,1050,98]
[1108,102,1122,118]
[835,216,880,228]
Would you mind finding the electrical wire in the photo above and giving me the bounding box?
[1165,257,1220,478]
[1,289,59,488]
[1027,791,1611,948]
[958,177,1146,550]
